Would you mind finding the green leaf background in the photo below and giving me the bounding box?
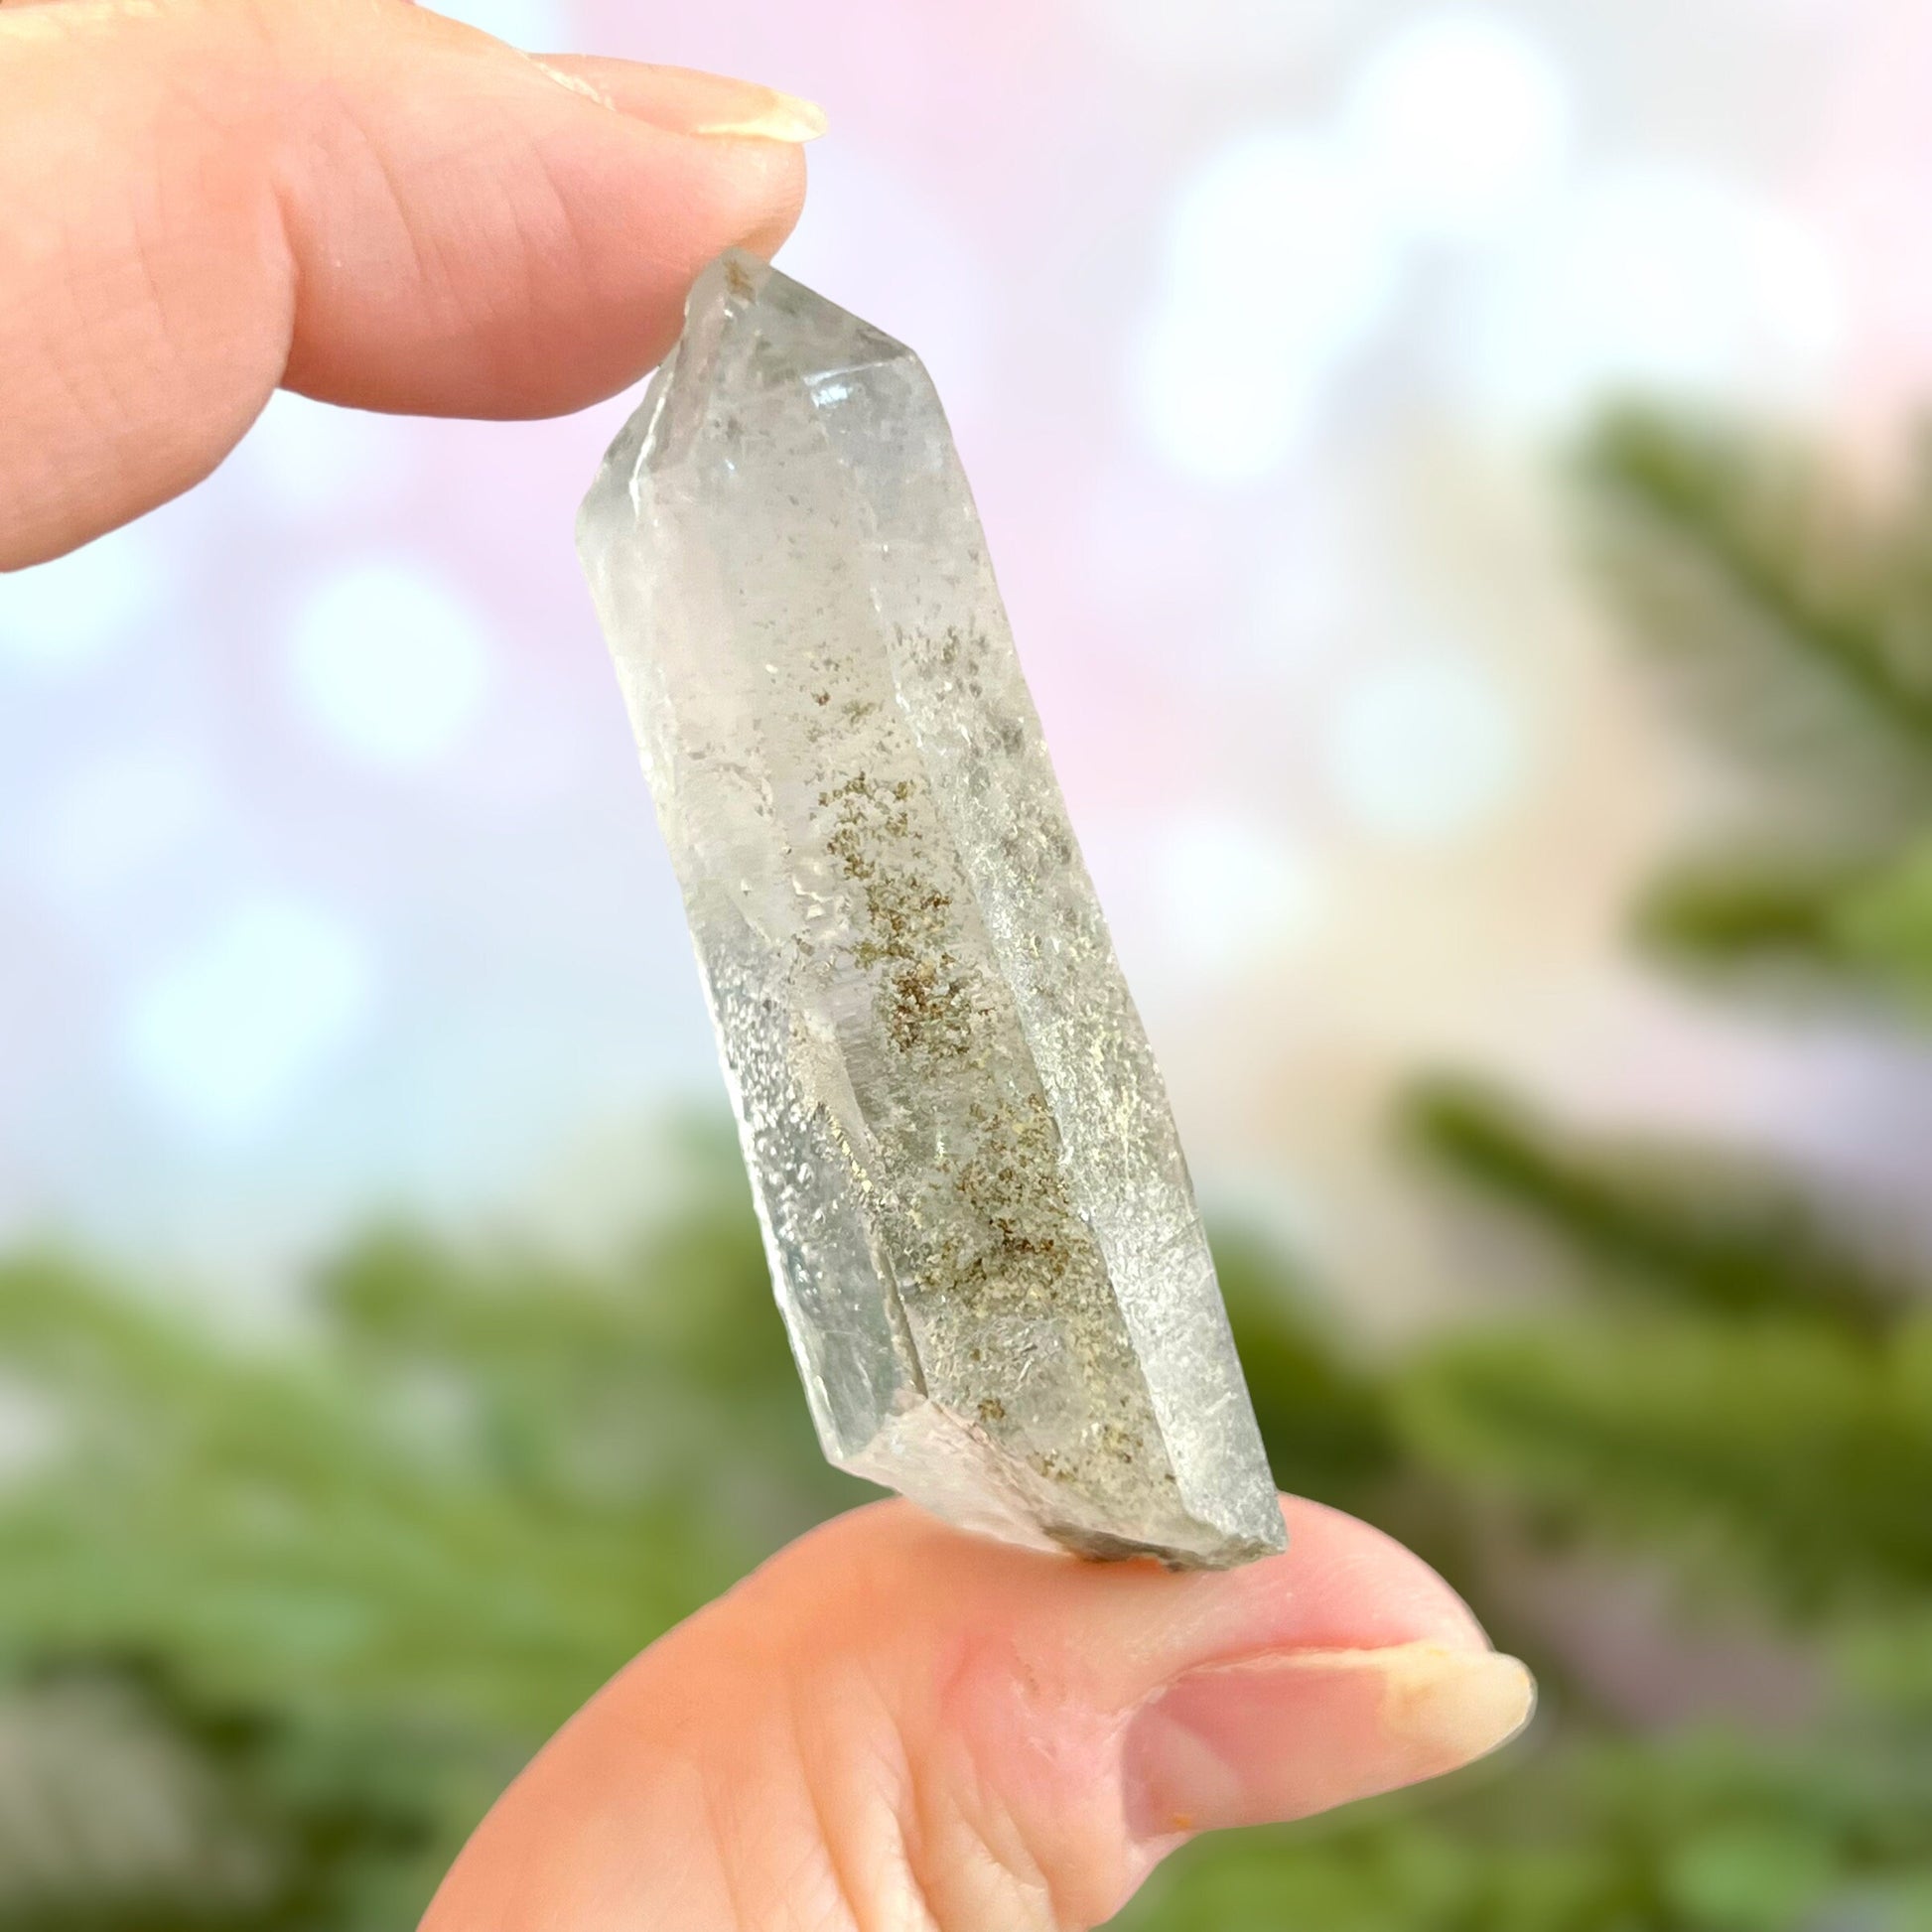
[4,411,1931,1926]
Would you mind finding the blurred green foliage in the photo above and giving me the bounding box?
[1583,408,1932,1000]
[3,408,1932,1926]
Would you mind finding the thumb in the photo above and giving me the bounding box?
[422,1496,1535,1931]
[0,0,810,567]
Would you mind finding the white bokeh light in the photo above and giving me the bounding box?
[0,522,173,677]
[34,746,217,909]
[1154,815,1328,975]
[289,560,494,768]
[1083,0,1339,73]
[236,391,414,520]
[122,899,375,1140]
[1343,8,1573,244]
[1455,159,1847,426]
[1324,651,1526,842]
[1242,518,1360,675]
[1134,133,1402,483]
[422,0,572,47]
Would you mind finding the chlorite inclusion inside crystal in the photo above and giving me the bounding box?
[577,250,1285,1569]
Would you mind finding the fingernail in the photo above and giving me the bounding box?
[529,58,827,143]
[1124,1643,1536,1840]
[689,87,829,144]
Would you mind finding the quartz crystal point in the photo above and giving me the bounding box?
[578,251,1285,1569]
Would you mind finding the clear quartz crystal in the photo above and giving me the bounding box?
[578,251,1284,1568]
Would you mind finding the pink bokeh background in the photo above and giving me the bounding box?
[4,0,1931,1311]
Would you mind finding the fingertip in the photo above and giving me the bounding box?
[526,54,829,146]
[275,33,812,417]
[761,1496,1503,1907]
[730,1492,1491,1718]
[1261,1493,1492,1655]
[425,1495,1514,1930]
[1124,1643,1537,1839]
[0,0,819,557]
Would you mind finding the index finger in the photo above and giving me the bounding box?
[0,0,814,568]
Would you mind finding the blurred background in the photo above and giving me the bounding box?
[3,0,1931,1926]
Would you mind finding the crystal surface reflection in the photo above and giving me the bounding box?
[578,252,1284,1567]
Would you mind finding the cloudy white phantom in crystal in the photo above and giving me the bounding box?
[577,250,1285,1569]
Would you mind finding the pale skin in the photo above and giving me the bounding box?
[1,1,1537,1924]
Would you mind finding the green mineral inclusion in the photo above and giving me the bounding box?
[577,251,1285,1569]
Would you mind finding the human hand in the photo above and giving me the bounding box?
[423,1496,1532,1930]
[1,0,808,567]
[2,4,1533,1924]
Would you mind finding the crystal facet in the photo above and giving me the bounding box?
[577,251,1285,1568]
